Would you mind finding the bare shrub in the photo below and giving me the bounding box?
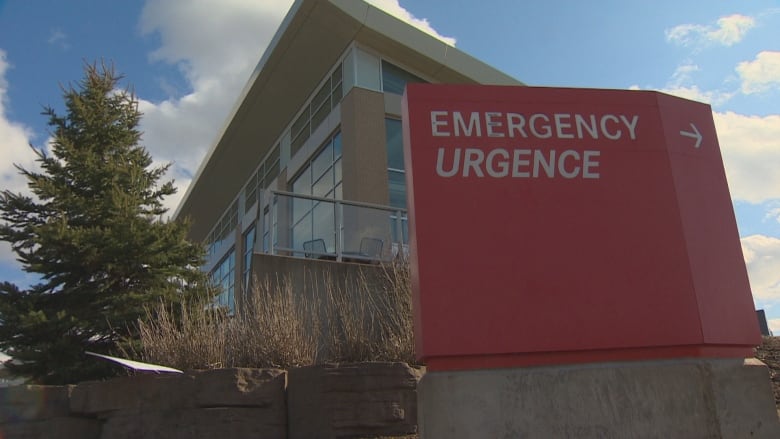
[227,276,319,368]
[134,295,229,370]
[135,258,415,370]
[323,257,415,364]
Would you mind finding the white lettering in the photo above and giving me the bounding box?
[583,150,600,179]
[554,114,574,139]
[486,149,510,177]
[506,113,528,138]
[433,147,600,180]
[485,112,505,137]
[533,150,556,178]
[575,114,598,139]
[529,114,552,138]
[462,148,485,177]
[454,112,482,137]
[600,115,621,140]
[436,147,460,177]
[558,150,581,178]
[431,111,450,137]
[512,149,531,177]
[620,115,639,140]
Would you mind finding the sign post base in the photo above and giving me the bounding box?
[418,358,780,438]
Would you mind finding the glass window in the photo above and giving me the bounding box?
[312,142,333,180]
[382,60,425,95]
[311,81,331,112]
[288,61,344,159]
[290,132,343,254]
[291,110,310,141]
[262,208,270,253]
[385,118,404,170]
[313,169,334,198]
[207,200,238,254]
[386,118,407,208]
[243,143,281,213]
[261,202,277,253]
[211,249,236,314]
[243,226,256,291]
[388,170,406,209]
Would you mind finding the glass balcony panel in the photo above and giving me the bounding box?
[291,197,311,225]
[312,201,336,252]
[291,214,313,253]
[340,203,394,260]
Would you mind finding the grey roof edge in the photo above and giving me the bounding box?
[334,0,522,86]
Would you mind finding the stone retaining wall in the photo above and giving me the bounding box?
[0,362,422,439]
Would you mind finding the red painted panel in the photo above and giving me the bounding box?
[402,85,760,370]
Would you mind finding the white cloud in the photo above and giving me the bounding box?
[660,85,734,107]
[666,14,755,48]
[670,62,699,84]
[652,62,734,107]
[47,29,69,50]
[769,318,780,334]
[765,207,780,224]
[714,111,780,203]
[737,51,780,94]
[366,0,456,46]
[0,49,38,266]
[741,235,780,301]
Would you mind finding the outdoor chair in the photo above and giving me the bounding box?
[359,237,384,260]
[302,238,327,258]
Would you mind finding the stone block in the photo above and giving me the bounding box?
[0,385,73,422]
[70,373,194,415]
[0,417,100,439]
[192,368,286,408]
[71,368,287,416]
[419,358,780,439]
[99,407,286,439]
[287,362,422,439]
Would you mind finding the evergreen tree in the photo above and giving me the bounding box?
[0,62,208,384]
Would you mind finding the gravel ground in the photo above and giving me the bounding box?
[755,336,780,409]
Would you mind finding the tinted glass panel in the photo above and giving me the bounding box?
[385,118,404,170]
[382,60,424,95]
[312,142,333,181]
[388,170,406,209]
[313,168,333,198]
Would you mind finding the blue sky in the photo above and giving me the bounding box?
[0,1,779,331]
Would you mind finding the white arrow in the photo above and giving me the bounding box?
[680,123,702,148]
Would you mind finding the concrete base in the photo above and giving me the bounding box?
[419,358,780,438]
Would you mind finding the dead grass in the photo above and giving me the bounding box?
[323,258,414,364]
[134,258,415,370]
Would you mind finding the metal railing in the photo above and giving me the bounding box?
[260,190,408,263]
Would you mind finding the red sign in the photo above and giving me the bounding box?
[402,85,761,371]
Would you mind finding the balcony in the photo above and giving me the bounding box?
[259,190,408,263]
